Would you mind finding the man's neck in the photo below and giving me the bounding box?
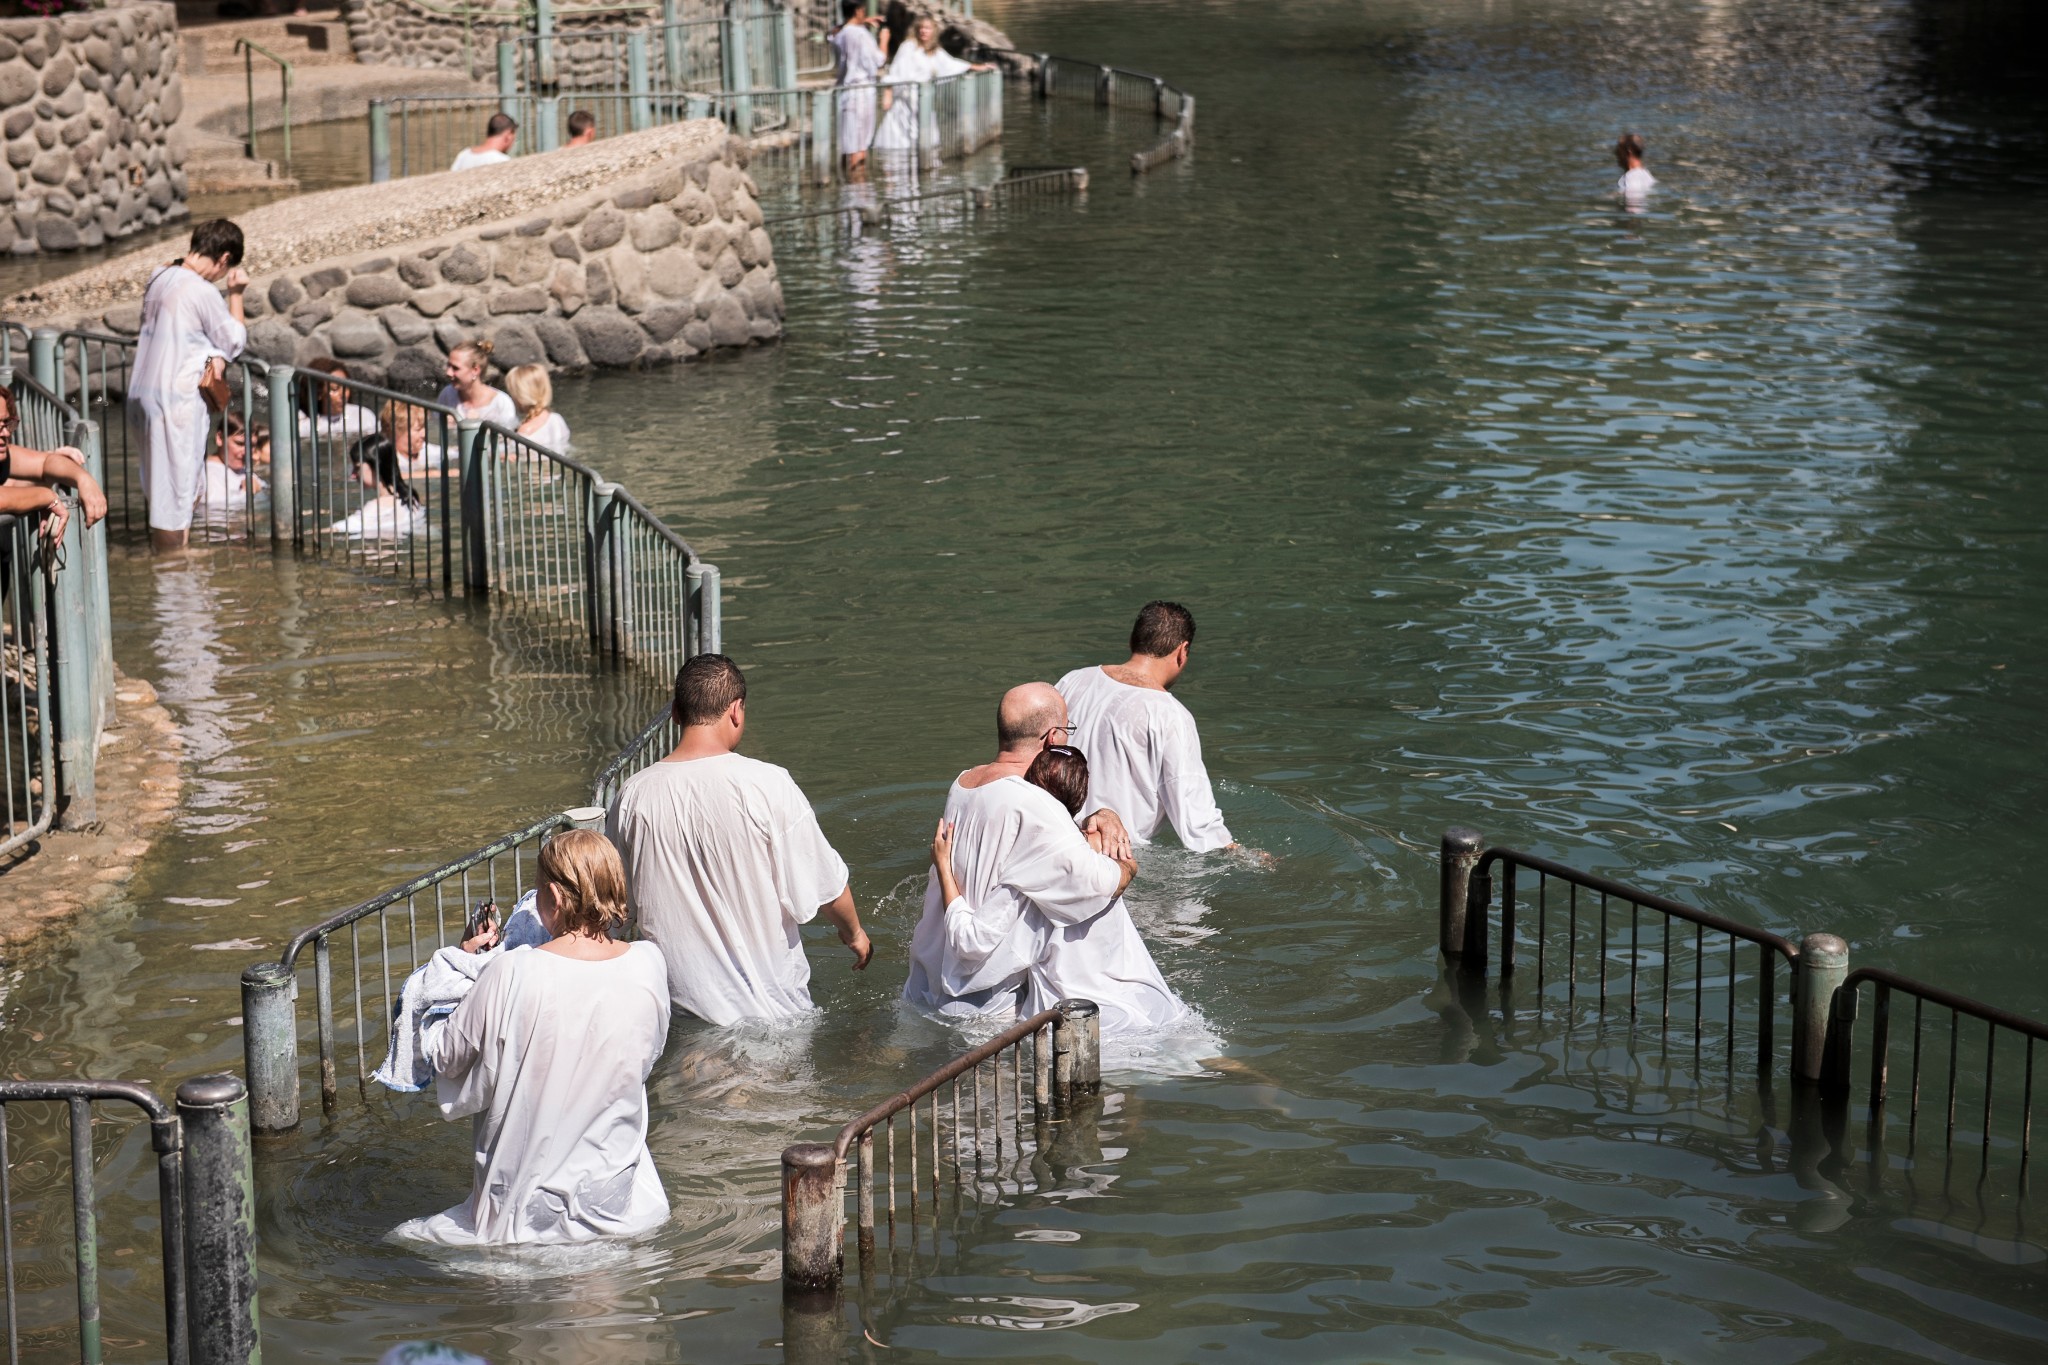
[668,726,738,762]
[961,745,1038,787]
[1104,654,1174,691]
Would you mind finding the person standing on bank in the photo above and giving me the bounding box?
[451,112,518,172]
[127,219,248,554]
[409,828,671,1246]
[606,654,873,1027]
[1057,601,1238,853]
[829,0,888,173]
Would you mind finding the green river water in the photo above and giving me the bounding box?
[4,0,2048,1359]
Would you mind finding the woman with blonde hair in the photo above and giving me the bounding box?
[378,398,455,479]
[504,363,571,453]
[436,338,517,429]
[408,828,672,1245]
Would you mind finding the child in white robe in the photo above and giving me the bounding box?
[407,829,671,1246]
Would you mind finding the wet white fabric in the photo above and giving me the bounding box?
[1618,167,1656,197]
[830,23,885,153]
[328,494,424,539]
[519,411,571,453]
[607,753,851,1026]
[904,774,1123,1017]
[1056,666,1233,851]
[126,266,246,534]
[436,385,518,429]
[873,41,972,152]
[410,941,670,1245]
[450,147,510,172]
[195,459,258,526]
[1022,897,1191,1035]
[375,944,492,1092]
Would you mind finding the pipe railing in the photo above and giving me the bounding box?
[590,703,676,806]
[234,39,295,169]
[0,1074,260,1365]
[781,998,1101,1294]
[1438,827,2048,1187]
[500,6,792,96]
[0,511,56,859]
[982,47,1194,175]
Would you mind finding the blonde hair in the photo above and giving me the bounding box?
[448,338,495,373]
[378,398,425,438]
[537,829,629,938]
[505,363,552,420]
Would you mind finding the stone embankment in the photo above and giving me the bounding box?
[6,121,782,382]
[345,0,723,77]
[0,1,185,257]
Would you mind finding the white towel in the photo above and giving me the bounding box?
[374,891,547,1091]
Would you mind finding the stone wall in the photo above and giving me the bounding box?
[345,0,722,79]
[8,122,780,384]
[0,2,185,256]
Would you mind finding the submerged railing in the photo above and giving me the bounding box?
[984,47,1195,175]
[499,7,792,98]
[780,999,1101,1295]
[0,1075,260,1365]
[1439,827,2047,1193]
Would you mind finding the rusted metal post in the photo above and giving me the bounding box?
[177,1074,261,1364]
[1053,999,1100,1100]
[781,1142,841,1293]
[241,960,299,1134]
[1797,932,1850,1087]
[1439,828,1482,961]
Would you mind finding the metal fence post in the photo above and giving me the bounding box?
[265,365,296,544]
[1439,828,1481,960]
[241,961,300,1133]
[723,0,752,93]
[697,562,721,653]
[496,39,517,101]
[781,1142,841,1293]
[917,84,937,171]
[176,1074,261,1365]
[66,416,113,727]
[628,32,653,131]
[1034,53,1050,99]
[535,95,560,151]
[50,494,97,825]
[564,804,606,831]
[458,419,489,595]
[533,0,556,85]
[1795,933,1849,1086]
[809,86,832,184]
[28,327,58,392]
[588,480,616,650]
[1052,998,1100,1100]
[661,0,684,87]
[774,2,798,112]
[1096,64,1111,106]
[367,101,391,182]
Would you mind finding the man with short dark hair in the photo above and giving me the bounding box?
[565,109,597,148]
[1057,601,1236,852]
[606,654,871,1025]
[451,112,518,172]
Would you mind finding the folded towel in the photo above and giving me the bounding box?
[373,891,545,1091]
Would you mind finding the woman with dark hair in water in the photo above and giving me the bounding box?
[327,433,424,540]
[931,743,1190,1033]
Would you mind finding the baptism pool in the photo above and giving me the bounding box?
[5,0,2048,1359]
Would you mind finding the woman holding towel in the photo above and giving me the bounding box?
[402,829,671,1246]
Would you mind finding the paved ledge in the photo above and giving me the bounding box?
[0,670,181,948]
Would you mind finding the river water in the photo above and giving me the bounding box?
[6,0,2048,1359]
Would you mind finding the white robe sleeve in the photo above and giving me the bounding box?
[1004,814,1122,927]
[423,952,512,1121]
[1158,709,1233,852]
[767,773,850,925]
[940,892,1041,996]
[929,49,972,78]
[192,280,247,362]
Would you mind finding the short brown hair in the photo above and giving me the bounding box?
[537,829,629,937]
[1130,600,1195,657]
[1615,132,1645,169]
[567,109,596,138]
[673,653,746,727]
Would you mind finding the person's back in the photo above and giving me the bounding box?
[611,752,852,1025]
[450,146,510,172]
[419,942,668,1243]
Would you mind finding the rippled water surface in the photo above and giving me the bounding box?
[6,0,2048,1359]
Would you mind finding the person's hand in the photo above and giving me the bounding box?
[34,489,68,546]
[460,908,499,953]
[930,818,954,872]
[1231,843,1277,869]
[73,473,107,529]
[223,267,249,293]
[841,923,873,970]
[1081,808,1132,864]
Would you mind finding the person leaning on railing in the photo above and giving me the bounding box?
[0,387,109,545]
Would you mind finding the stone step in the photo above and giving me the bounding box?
[181,17,359,77]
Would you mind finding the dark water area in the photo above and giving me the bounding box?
[5,0,2048,1359]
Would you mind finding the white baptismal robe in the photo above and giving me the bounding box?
[1056,666,1233,852]
[608,753,851,1026]
[1022,896,1190,1035]
[127,266,246,534]
[873,41,971,151]
[904,774,1122,1016]
[830,23,885,155]
[414,942,671,1245]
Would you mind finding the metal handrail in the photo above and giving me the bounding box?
[591,703,675,806]
[0,1080,187,1365]
[0,511,57,859]
[832,1007,1059,1160]
[235,39,295,168]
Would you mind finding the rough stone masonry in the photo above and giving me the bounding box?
[0,1,186,257]
[7,121,781,381]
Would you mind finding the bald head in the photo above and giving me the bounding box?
[996,683,1066,751]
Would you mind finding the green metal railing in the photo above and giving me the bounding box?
[0,510,56,859]
[501,4,791,97]
[235,38,295,170]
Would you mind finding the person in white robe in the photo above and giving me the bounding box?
[1057,600,1238,853]
[327,434,425,540]
[437,340,519,429]
[903,682,1136,1017]
[931,741,1187,1034]
[126,219,249,552]
[408,829,670,1246]
[195,415,264,532]
[871,16,992,156]
[606,654,873,1026]
[829,0,888,169]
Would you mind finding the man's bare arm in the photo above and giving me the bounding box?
[819,886,873,970]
